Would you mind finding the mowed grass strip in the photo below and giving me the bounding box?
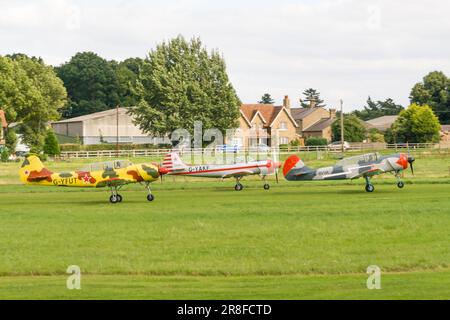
[1,271,450,299]
[0,183,449,277]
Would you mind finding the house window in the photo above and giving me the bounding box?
[279,121,288,130]
[279,137,289,145]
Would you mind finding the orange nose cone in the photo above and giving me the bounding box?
[159,167,170,175]
[275,161,282,168]
[283,155,300,176]
[396,153,408,170]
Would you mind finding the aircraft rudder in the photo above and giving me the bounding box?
[19,155,45,183]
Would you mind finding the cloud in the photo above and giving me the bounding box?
[0,0,449,110]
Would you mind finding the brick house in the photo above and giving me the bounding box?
[236,96,298,148]
[291,105,337,142]
[0,110,7,146]
[441,125,450,143]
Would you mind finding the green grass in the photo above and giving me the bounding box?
[0,153,449,299]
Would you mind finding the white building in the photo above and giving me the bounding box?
[52,108,156,145]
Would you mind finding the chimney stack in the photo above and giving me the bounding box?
[329,108,336,119]
[283,95,291,109]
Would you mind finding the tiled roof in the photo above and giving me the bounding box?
[240,104,277,127]
[0,110,7,128]
[303,118,336,132]
[365,115,398,130]
[240,104,297,128]
[290,107,320,120]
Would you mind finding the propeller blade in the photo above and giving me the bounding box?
[407,156,415,175]
[275,170,279,184]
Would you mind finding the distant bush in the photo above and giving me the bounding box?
[1,147,10,162]
[305,137,328,146]
[43,130,60,156]
[59,143,172,152]
[368,129,385,143]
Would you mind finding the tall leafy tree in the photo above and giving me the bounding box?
[392,104,441,143]
[258,93,275,104]
[56,52,121,118]
[111,57,145,107]
[0,55,67,150]
[410,71,450,124]
[331,114,366,142]
[300,88,325,108]
[130,36,240,136]
[353,97,404,121]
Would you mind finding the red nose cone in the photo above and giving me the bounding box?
[159,167,170,175]
[396,153,408,170]
[283,155,301,176]
[274,161,282,169]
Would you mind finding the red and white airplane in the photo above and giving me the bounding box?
[161,152,281,191]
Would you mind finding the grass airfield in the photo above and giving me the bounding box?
[0,152,449,299]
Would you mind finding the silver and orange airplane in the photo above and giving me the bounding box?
[161,152,281,191]
[283,152,415,192]
[19,155,169,203]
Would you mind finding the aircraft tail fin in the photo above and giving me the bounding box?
[19,155,53,183]
[162,152,187,172]
[283,155,313,180]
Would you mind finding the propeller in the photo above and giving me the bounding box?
[407,155,415,175]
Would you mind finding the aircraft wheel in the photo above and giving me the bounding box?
[147,194,155,202]
[110,195,119,204]
[263,184,270,190]
[397,181,404,189]
[235,183,243,191]
[365,184,375,193]
[116,194,123,202]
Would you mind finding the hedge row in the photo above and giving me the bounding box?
[60,143,172,151]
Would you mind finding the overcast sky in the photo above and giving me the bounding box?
[1,0,450,110]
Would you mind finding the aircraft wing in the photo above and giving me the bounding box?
[350,166,385,179]
[221,170,256,179]
[96,178,134,188]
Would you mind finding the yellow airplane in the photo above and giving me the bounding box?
[19,155,169,203]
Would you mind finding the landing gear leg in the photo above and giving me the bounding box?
[145,182,155,201]
[365,176,375,193]
[109,186,122,203]
[262,175,270,190]
[395,171,404,189]
[234,177,243,191]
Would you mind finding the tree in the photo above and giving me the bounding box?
[367,128,385,143]
[43,129,60,156]
[130,36,240,137]
[258,93,275,104]
[331,114,366,142]
[5,128,17,152]
[13,55,67,148]
[56,52,121,118]
[410,71,450,124]
[0,55,66,151]
[392,104,441,143]
[111,57,145,107]
[300,88,325,108]
[353,97,404,121]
